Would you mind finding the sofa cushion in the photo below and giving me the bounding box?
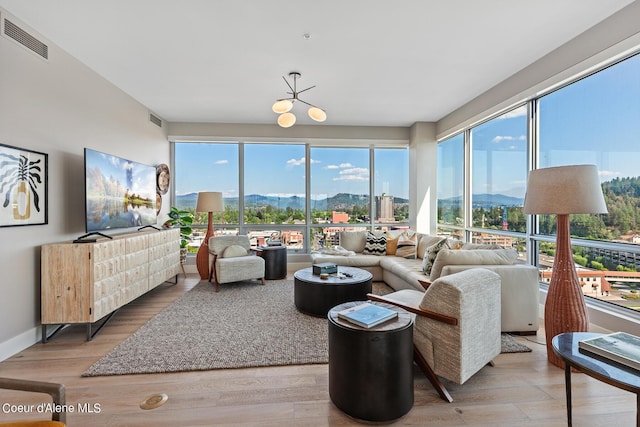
[339,231,367,253]
[380,256,426,288]
[311,253,383,268]
[461,243,503,250]
[429,248,518,281]
[421,237,449,275]
[222,244,248,258]
[363,231,386,255]
[395,232,417,259]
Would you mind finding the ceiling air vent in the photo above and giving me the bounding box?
[149,113,162,127]
[3,18,48,60]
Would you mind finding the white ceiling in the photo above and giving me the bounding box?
[0,0,635,127]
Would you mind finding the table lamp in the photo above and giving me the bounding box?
[523,164,608,368]
[195,191,224,280]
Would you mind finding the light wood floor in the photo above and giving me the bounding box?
[0,274,636,426]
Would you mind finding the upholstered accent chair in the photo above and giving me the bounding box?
[0,377,66,426]
[368,268,501,402]
[208,235,265,292]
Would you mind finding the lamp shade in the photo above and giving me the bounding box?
[195,191,224,213]
[308,106,327,122]
[272,99,293,114]
[277,112,296,128]
[523,165,608,215]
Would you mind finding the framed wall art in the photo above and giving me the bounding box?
[0,143,48,227]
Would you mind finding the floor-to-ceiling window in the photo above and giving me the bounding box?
[437,133,464,239]
[537,52,640,310]
[436,51,640,314]
[173,142,409,252]
[374,148,409,225]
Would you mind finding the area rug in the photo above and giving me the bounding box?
[500,334,533,353]
[83,280,530,377]
[83,279,328,376]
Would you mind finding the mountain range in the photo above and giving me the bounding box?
[176,192,519,210]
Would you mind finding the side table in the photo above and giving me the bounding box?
[257,245,287,280]
[328,301,414,422]
[552,332,640,426]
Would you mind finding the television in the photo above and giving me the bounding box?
[84,148,157,233]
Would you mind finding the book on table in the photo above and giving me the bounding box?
[337,302,398,328]
[578,331,640,371]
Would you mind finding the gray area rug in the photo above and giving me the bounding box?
[83,280,530,377]
[83,279,328,376]
[501,334,533,353]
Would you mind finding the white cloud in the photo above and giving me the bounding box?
[333,167,369,181]
[492,135,526,143]
[325,162,353,170]
[599,170,620,178]
[286,157,319,166]
[215,160,228,165]
[498,105,527,119]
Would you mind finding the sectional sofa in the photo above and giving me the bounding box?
[311,230,540,334]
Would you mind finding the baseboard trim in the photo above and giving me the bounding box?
[0,326,40,362]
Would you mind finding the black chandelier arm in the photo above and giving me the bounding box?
[296,85,316,94]
[282,75,295,92]
[296,98,322,109]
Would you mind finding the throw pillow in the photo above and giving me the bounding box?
[339,231,367,253]
[429,247,519,281]
[385,231,400,255]
[395,232,417,259]
[417,234,445,259]
[222,244,248,258]
[421,237,449,275]
[363,231,386,256]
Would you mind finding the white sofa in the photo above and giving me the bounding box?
[311,230,540,334]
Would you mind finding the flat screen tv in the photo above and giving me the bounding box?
[84,148,157,233]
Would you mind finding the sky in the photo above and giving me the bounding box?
[175,143,408,199]
[439,52,640,200]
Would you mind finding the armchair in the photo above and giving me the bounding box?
[368,268,501,402]
[208,235,265,292]
[0,377,66,426]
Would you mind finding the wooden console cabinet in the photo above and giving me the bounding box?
[41,228,181,341]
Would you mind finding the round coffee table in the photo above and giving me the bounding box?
[293,266,373,316]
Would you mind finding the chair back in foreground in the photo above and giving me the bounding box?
[0,377,66,426]
[369,268,501,402]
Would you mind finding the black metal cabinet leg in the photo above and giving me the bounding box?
[565,363,572,427]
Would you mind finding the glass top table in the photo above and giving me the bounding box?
[552,332,640,426]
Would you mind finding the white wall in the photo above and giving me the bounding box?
[0,10,170,360]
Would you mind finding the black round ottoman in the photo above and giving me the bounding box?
[293,267,372,316]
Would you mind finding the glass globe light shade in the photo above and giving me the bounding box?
[272,99,293,114]
[277,112,296,128]
[308,107,327,122]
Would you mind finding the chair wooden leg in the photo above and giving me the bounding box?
[413,345,453,403]
[487,360,496,367]
[260,278,265,285]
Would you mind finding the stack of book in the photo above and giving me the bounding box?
[337,303,398,328]
[578,331,640,371]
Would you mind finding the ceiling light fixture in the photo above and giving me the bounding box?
[272,72,326,128]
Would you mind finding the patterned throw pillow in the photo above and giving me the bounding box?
[363,232,386,256]
[421,238,449,275]
[395,232,417,259]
